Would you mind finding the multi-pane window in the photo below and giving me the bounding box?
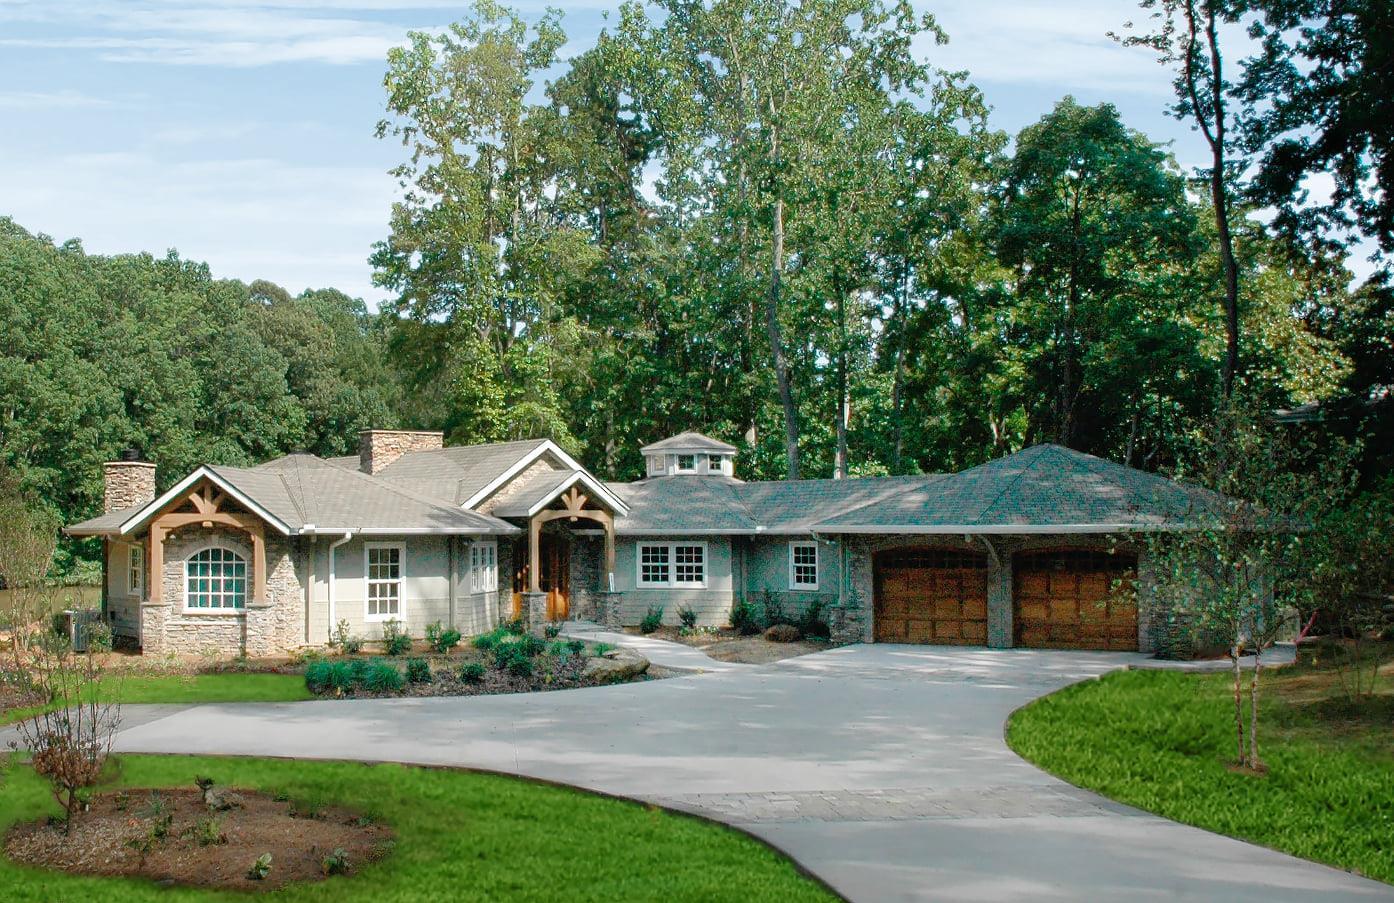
[366,543,404,619]
[184,547,246,610]
[676,454,696,472]
[128,544,144,595]
[638,544,671,586]
[789,542,819,590]
[470,542,498,593]
[674,545,705,585]
[637,543,706,588]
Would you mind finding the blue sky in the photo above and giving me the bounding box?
[1,1,1215,305]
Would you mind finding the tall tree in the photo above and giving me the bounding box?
[1118,0,1245,397]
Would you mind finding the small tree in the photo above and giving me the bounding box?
[1144,401,1312,770]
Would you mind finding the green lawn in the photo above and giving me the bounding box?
[1007,666,1394,885]
[0,754,834,902]
[1,672,312,724]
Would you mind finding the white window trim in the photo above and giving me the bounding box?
[789,541,820,591]
[675,454,696,473]
[127,543,144,596]
[636,541,708,589]
[469,541,498,594]
[364,541,406,622]
[182,544,249,615]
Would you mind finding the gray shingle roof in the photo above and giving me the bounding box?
[640,431,738,454]
[816,444,1219,532]
[373,438,551,505]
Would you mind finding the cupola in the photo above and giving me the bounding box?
[639,432,737,477]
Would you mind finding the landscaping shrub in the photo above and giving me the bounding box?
[678,605,698,630]
[797,600,830,640]
[730,598,761,635]
[459,662,486,683]
[380,619,411,656]
[640,606,664,634]
[405,658,431,684]
[362,661,404,693]
[760,590,788,628]
[764,623,801,643]
[425,621,461,654]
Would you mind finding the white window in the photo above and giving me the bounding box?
[128,544,144,595]
[707,454,724,472]
[637,542,706,588]
[365,542,404,620]
[184,547,247,611]
[469,541,498,593]
[676,454,696,472]
[790,542,819,590]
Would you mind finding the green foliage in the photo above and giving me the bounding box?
[677,605,697,630]
[247,852,273,881]
[1008,668,1394,884]
[380,619,411,656]
[730,598,762,636]
[425,621,461,654]
[639,607,664,634]
[459,662,486,683]
[405,658,431,684]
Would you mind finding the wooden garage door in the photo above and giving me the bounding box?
[1013,550,1138,650]
[874,549,988,645]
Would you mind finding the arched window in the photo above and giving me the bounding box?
[185,547,248,610]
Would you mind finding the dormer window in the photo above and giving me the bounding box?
[676,454,696,472]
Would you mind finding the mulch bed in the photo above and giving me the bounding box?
[5,787,392,891]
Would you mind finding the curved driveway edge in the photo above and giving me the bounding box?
[103,645,1391,902]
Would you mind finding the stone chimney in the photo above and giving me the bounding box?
[104,450,157,513]
[359,429,444,475]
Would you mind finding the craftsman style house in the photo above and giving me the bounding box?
[67,429,1213,657]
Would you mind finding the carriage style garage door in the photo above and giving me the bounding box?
[1013,549,1139,651]
[874,548,988,644]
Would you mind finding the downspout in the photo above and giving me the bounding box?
[327,530,355,641]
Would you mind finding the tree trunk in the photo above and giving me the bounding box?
[766,149,799,480]
[1231,642,1246,765]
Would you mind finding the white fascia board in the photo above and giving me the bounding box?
[119,467,293,536]
[462,440,630,515]
[807,523,1186,534]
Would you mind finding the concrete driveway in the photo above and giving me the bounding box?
[104,644,1390,901]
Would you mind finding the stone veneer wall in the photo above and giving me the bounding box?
[358,429,444,475]
[830,533,1158,652]
[104,461,157,513]
[141,525,303,657]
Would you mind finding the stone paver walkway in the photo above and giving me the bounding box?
[26,644,1393,902]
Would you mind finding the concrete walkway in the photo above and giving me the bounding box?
[94,643,1390,902]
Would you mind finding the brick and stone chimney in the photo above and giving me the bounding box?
[104,450,157,513]
[359,429,444,475]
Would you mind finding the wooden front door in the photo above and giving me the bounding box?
[1013,549,1138,650]
[874,548,989,644]
[512,534,570,621]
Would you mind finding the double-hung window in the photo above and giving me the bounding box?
[128,544,144,596]
[365,543,404,620]
[469,542,498,593]
[637,542,706,588]
[789,541,819,590]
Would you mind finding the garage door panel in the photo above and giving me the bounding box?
[875,549,989,645]
[1013,550,1138,651]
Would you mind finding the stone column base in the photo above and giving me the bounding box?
[591,592,623,629]
[522,592,549,639]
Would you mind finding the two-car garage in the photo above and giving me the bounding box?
[871,545,1139,651]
